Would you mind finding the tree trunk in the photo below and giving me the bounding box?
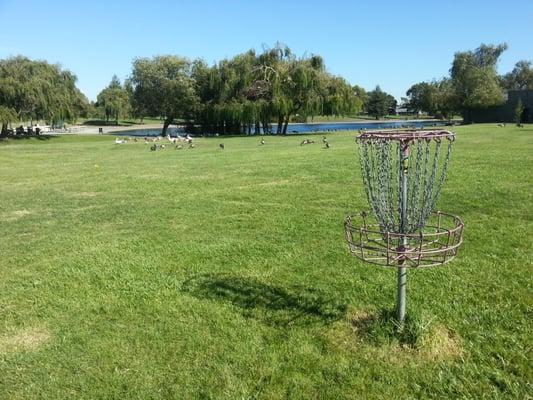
[276,115,283,134]
[162,116,173,136]
[262,121,269,135]
[255,121,260,135]
[1,123,7,137]
[282,115,289,134]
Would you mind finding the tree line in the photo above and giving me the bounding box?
[1,43,531,136]
[404,44,532,123]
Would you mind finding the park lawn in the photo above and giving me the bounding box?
[0,124,531,399]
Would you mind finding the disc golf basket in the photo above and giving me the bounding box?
[344,130,463,325]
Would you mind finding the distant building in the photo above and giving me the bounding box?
[471,90,533,123]
[395,107,409,115]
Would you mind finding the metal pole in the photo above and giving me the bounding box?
[397,141,409,326]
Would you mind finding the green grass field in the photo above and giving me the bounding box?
[0,125,531,399]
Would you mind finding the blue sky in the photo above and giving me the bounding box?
[1,0,531,101]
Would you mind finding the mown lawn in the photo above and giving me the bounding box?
[0,125,531,399]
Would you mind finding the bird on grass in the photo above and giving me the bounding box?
[260,138,265,145]
[219,143,225,149]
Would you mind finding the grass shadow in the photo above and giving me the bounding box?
[0,134,59,142]
[182,273,347,327]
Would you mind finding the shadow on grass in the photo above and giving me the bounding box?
[182,273,347,327]
[0,134,59,142]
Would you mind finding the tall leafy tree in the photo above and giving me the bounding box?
[366,86,394,119]
[352,85,367,114]
[406,82,438,114]
[96,75,130,124]
[450,43,507,123]
[0,56,88,133]
[502,60,533,90]
[434,78,457,120]
[128,55,199,135]
[190,44,361,135]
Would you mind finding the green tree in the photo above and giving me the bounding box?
[190,44,362,136]
[352,85,367,113]
[434,78,457,120]
[0,56,88,133]
[366,86,392,119]
[129,55,199,135]
[502,60,533,90]
[406,82,438,114]
[96,75,130,124]
[450,43,508,123]
[514,99,524,125]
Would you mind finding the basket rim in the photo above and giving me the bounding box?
[356,129,455,142]
[344,210,464,268]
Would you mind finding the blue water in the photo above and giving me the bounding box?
[114,120,451,137]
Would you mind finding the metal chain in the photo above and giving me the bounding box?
[357,136,453,235]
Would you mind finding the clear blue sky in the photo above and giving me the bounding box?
[1,0,531,102]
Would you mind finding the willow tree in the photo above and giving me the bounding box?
[190,45,363,135]
[0,56,88,132]
[128,55,198,135]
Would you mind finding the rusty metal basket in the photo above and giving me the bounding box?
[346,129,464,325]
[345,210,463,268]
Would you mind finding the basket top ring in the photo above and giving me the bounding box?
[356,129,455,142]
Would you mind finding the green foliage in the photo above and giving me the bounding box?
[128,55,199,134]
[0,56,88,126]
[366,85,395,119]
[450,43,507,122]
[406,82,438,114]
[502,60,533,90]
[406,79,458,119]
[0,105,17,124]
[96,76,130,124]
[514,99,524,125]
[191,44,362,135]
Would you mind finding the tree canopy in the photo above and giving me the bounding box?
[502,60,533,90]
[127,55,199,135]
[188,44,362,135]
[96,75,130,124]
[450,43,508,122]
[3,43,529,135]
[366,86,396,119]
[0,56,88,133]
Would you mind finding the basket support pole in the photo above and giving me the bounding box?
[397,141,409,326]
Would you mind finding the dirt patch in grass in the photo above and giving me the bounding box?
[416,323,463,361]
[0,326,50,354]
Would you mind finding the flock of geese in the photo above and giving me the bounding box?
[114,134,331,151]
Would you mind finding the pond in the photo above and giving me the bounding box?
[113,120,453,137]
